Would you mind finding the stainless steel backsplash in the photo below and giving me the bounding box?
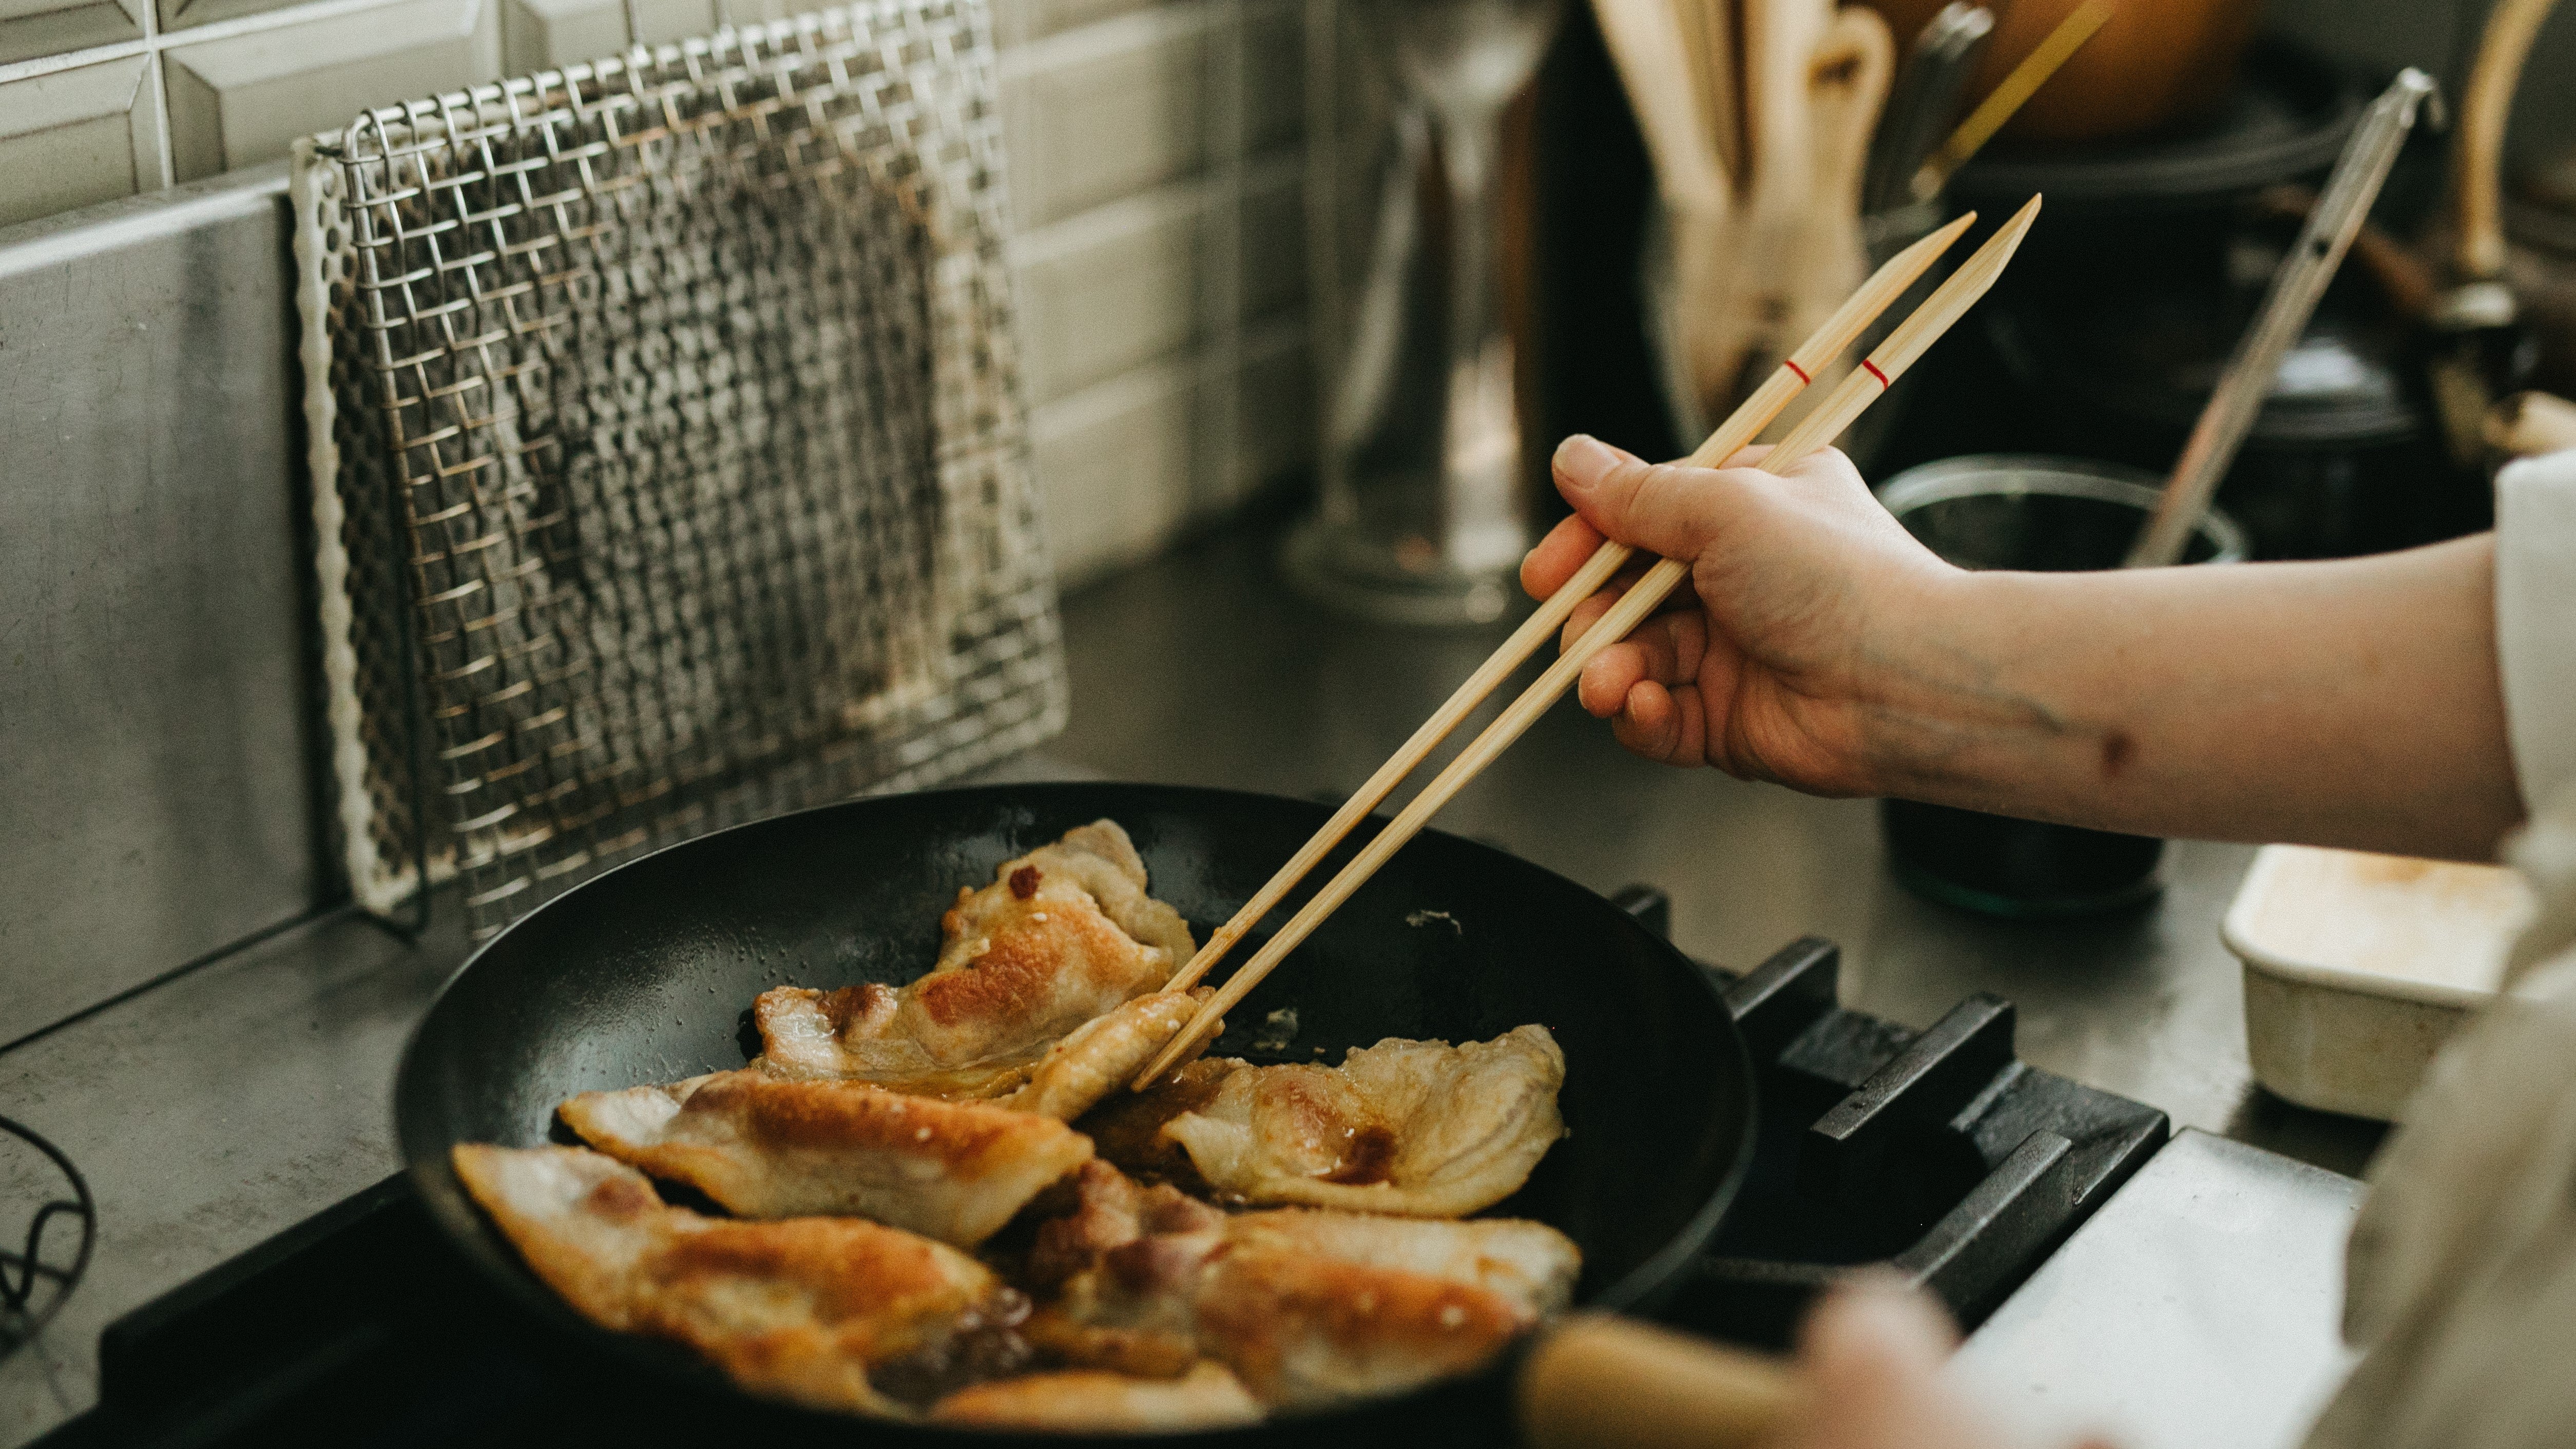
[0,164,323,1044]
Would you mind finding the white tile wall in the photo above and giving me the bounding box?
[499,0,622,72]
[0,0,1316,581]
[0,0,141,66]
[0,52,160,223]
[1032,314,1308,583]
[164,0,495,179]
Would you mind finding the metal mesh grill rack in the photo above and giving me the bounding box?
[299,0,1065,940]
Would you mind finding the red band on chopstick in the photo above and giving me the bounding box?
[1783,359,1812,384]
[1861,359,1891,388]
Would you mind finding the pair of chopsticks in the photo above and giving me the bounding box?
[1132,195,2046,1091]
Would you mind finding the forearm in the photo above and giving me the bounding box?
[1859,534,2523,861]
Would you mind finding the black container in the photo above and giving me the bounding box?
[1876,457,2247,918]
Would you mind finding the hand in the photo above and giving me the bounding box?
[1769,1276,2085,1449]
[1519,435,1956,794]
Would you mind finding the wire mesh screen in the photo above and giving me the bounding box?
[300,0,1064,940]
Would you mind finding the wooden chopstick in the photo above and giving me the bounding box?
[1158,214,1976,1001]
[1136,196,2043,1090]
[1911,0,2109,201]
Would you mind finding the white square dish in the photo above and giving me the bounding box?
[2224,845,2532,1120]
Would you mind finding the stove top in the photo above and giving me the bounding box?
[25,885,2198,1447]
[1635,894,2167,1346]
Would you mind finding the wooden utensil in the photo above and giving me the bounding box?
[1714,0,1831,410]
[1139,197,2042,1088]
[1911,0,2109,202]
[1675,0,1742,186]
[1775,5,1894,433]
[1593,0,1734,217]
[1520,1315,1802,1449]
[1161,212,1976,998]
[1889,0,2256,146]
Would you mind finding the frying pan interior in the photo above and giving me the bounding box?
[395,783,1755,1431]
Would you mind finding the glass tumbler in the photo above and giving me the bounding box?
[1286,0,1563,625]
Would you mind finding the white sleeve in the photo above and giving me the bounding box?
[2495,451,2576,815]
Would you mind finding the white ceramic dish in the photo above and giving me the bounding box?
[2224,845,2531,1120]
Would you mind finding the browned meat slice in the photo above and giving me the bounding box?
[991,989,1220,1122]
[1075,1056,1242,1187]
[1193,1240,1541,1406]
[1098,1027,1566,1217]
[1029,1163,1581,1411]
[1022,1160,1226,1291]
[556,1070,1093,1246]
[754,822,1198,1092]
[928,1363,1262,1432]
[451,1144,1024,1416]
[1220,1208,1581,1313]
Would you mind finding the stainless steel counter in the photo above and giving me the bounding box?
[0,517,2384,1445]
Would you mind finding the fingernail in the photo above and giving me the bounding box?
[1553,435,1617,489]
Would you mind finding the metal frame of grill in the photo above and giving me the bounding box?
[294,0,1065,940]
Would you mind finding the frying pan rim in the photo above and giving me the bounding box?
[393,780,1758,1437]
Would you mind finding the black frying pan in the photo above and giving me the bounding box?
[395,782,1757,1445]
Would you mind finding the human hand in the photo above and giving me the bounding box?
[1518,435,1957,794]
[1770,1274,2114,1449]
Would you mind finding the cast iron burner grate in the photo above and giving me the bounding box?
[33,914,2165,1445]
[1609,888,2168,1345]
[1,1116,96,1362]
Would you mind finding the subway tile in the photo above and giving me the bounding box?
[163,0,501,182]
[1031,357,1196,584]
[1012,182,1205,404]
[1030,328,1314,583]
[1012,153,1306,407]
[1002,5,1206,229]
[501,0,625,73]
[0,55,162,227]
[627,0,715,47]
[712,0,831,29]
[157,0,285,38]
[0,0,141,67]
[989,0,1156,49]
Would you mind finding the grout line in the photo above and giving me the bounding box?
[145,0,433,50]
[0,0,421,85]
[1301,0,1336,524]
[149,49,175,187]
[0,37,150,84]
[1203,0,1244,507]
[997,0,1214,79]
[133,0,177,191]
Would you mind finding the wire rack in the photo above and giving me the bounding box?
[293,0,1066,940]
[0,1116,94,1360]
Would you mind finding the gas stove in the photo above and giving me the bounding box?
[14,893,2355,1449]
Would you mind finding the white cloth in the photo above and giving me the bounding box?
[2494,451,2576,813]
[2300,453,2576,1449]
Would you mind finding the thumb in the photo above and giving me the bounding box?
[1553,434,1739,564]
